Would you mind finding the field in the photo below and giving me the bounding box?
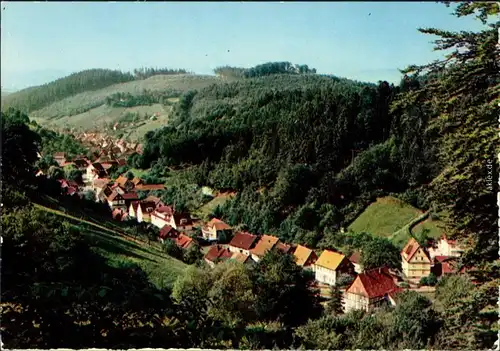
[29,74,229,141]
[348,196,423,238]
[195,192,236,220]
[34,202,187,289]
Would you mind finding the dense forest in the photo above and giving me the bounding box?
[133,67,190,80]
[213,61,317,79]
[2,69,135,113]
[1,2,498,350]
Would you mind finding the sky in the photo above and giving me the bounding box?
[0,1,487,91]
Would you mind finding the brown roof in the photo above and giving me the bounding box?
[349,251,362,264]
[132,177,143,185]
[116,158,127,166]
[231,252,253,264]
[143,195,163,206]
[276,242,292,254]
[159,225,179,239]
[346,267,403,299]
[229,231,258,250]
[205,245,233,263]
[53,152,66,158]
[93,178,111,188]
[206,218,231,231]
[107,190,123,202]
[91,163,105,172]
[135,183,165,191]
[73,159,90,168]
[250,235,280,258]
[139,201,156,213]
[115,175,129,187]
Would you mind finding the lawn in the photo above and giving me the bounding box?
[195,192,235,220]
[348,196,423,239]
[34,202,187,289]
[412,218,447,239]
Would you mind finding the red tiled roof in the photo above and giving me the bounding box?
[228,231,258,250]
[349,251,361,264]
[122,192,138,200]
[156,205,174,215]
[205,245,233,263]
[159,225,179,239]
[348,266,403,299]
[206,218,232,231]
[175,234,194,249]
[67,187,78,195]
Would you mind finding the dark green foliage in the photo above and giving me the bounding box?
[360,236,402,271]
[244,61,317,78]
[325,286,343,315]
[133,67,189,80]
[35,125,87,159]
[1,109,41,186]
[183,243,203,265]
[2,69,135,113]
[163,239,183,260]
[248,249,322,327]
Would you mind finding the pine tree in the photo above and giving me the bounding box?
[325,285,343,315]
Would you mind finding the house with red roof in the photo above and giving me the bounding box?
[201,218,232,242]
[343,266,404,312]
[204,245,233,268]
[106,190,126,210]
[112,208,128,222]
[151,205,175,229]
[431,256,456,277]
[121,191,139,207]
[230,252,256,265]
[158,225,179,243]
[401,238,432,282]
[175,234,194,250]
[228,231,259,256]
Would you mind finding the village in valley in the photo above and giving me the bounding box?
[41,141,469,313]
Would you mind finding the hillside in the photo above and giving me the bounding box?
[27,74,231,141]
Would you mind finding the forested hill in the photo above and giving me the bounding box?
[2,69,135,113]
[1,67,192,114]
[133,73,423,240]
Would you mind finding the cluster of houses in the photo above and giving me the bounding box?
[71,131,143,160]
[45,150,468,314]
[198,219,466,313]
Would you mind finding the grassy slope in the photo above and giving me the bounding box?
[33,202,187,289]
[348,196,423,238]
[28,75,228,140]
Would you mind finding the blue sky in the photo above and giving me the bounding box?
[1,1,486,91]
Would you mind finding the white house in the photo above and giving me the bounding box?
[136,201,156,223]
[313,250,356,286]
[228,231,259,256]
[434,235,464,258]
[151,205,175,229]
[201,218,232,242]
